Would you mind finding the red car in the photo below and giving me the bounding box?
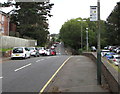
[51,49,56,55]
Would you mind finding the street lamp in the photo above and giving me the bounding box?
[86,28,88,51]
[77,19,86,50]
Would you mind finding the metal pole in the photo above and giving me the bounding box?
[86,28,88,51]
[81,21,82,50]
[97,0,101,85]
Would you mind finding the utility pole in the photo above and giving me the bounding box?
[97,0,101,85]
[77,20,83,50]
[86,28,88,51]
[77,19,86,50]
[81,21,83,50]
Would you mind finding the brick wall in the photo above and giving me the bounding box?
[3,16,9,36]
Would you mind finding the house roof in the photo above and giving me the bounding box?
[0,10,8,16]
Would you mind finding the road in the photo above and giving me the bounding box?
[1,43,70,93]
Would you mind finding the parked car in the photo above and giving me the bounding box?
[45,49,51,56]
[116,48,120,54]
[109,46,116,51]
[113,46,120,52]
[104,52,116,60]
[53,44,57,47]
[50,49,56,55]
[112,55,120,66]
[91,46,96,52]
[11,47,31,59]
[104,46,108,50]
[55,42,59,44]
[27,47,40,57]
[104,46,116,51]
[39,47,46,56]
[51,46,55,49]
[101,49,110,57]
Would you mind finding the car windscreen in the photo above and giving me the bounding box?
[39,48,45,50]
[13,48,23,53]
[29,48,34,50]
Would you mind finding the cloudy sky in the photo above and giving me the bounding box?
[1,0,119,34]
[49,0,120,34]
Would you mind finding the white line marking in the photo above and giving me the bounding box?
[14,63,32,72]
[0,77,3,79]
[36,59,45,62]
[36,60,41,62]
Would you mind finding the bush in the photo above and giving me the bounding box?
[78,48,83,54]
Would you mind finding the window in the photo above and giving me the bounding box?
[13,48,23,53]
[25,47,29,51]
[2,16,4,21]
[1,26,4,33]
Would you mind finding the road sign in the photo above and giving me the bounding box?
[90,6,98,21]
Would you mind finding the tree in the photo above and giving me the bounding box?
[106,2,120,45]
[2,1,54,46]
[60,19,82,50]
[60,18,107,52]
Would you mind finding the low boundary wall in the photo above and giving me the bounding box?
[0,35,37,49]
[83,52,120,94]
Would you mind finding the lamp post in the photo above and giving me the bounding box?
[97,0,101,85]
[86,28,88,51]
[77,19,86,50]
[77,20,82,50]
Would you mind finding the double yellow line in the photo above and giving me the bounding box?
[39,56,72,94]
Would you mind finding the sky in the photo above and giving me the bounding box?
[48,0,120,34]
[1,0,120,34]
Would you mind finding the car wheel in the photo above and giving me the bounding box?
[11,57,14,60]
[34,53,37,57]
[37,54,40,57]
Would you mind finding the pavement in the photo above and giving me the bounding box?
[44,55,111,93]
[0,57,10,63]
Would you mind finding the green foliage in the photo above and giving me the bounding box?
[0,48,12,52]
[106,2,120,45]
[60,18,107,51]
[60,18,82,50]
[60,18,95,50]
[78,48,83,54]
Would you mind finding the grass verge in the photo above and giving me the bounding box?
[0,48,12,52]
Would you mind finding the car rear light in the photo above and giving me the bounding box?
[113,59,116,62]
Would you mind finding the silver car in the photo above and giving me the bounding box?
[27,47,40,57]
[112,55,120,66]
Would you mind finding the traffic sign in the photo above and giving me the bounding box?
[90,6,98,21]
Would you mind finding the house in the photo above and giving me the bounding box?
[0,11,9,36]
[0,11,16,36]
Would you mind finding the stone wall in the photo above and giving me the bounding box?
[0,35,37,49]
[83,52,120,94]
